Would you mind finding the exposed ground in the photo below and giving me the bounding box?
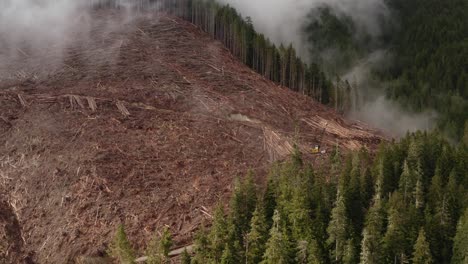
[0,9,383,263]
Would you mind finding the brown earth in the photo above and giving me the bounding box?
[0,10,384,263]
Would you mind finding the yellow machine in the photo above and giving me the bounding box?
[312,145,321,154]
[311,126,327,154]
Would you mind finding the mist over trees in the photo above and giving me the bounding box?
[93,0,467,140]
[302,0,468,140]
[93,0,365,108]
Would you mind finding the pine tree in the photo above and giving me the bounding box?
[343,237,358,264]
[360,167,373,208]
[261,210,294,264]
[307,239,323,264]
[327,189,349,262]
[246,206,269,264]
[296,240,309,264]
[452,209,468,264]
[146,227,173,264]
[108,224,136,264]
[230,171,257,242]
[191,225,210,263]
[413,160,425,209]
[348,154,365,234]
[263,176,277,228]
[360,191,384,264]
[399,160,415,204]
[412,228,433,264]
[208,204,228,262]
[383,191,411,263]
[220,242,237,264]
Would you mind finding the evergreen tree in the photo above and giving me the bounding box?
[108,224,135,264]
[230,171,257,243]
[399,160,415,204]
[360,167,373,208]
[208,204,228,262]
[296,240,310,264]
[360,191,385,264]
[246,206,269,264]
[146,227,173,264]
[220,242,237,264]
[412,228,433,264]
[307,239,323,264]
[383,191,412,263]
[261,210,294,264]
[263,176,277,228]
[191,225,210,264]
[452,209,468,264]
[348,154,365,234]
[343,237,358,264]
[223,171,258,262]
[327,189,349,262]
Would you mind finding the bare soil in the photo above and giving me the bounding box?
[0,10,384,263]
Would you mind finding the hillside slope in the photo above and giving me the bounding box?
[0,10,383,263]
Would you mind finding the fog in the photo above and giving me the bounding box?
[0,0,435,136]
[220,0,436,137]
[0,0,157,82]
[218,0,390,58]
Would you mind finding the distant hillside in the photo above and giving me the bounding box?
[303,0,468,139]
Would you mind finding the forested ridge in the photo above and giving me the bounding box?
[304,0,468,140]
[383,0,468,140]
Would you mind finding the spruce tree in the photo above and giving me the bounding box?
[343,237,358,264]
[327,189,349,262]
[296,240,309,264]
[108,224,136,264]
[412,228,433,264]
[383,191,411,263]
[399,160,415,204]
[246,206,269,264]
[413,160,425,209]
[220,242,237,264]
[307,239,323,264]
[360,191,384,264]
[360,167,373,208]
[261,210,294,264]
[263,176,277,228]
[208,204,228,262]
[230,171,257,244]
[146,227,173,264]
[452,209,468,264]
[191,225,210,264]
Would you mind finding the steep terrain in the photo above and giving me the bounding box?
[0,9,383,263]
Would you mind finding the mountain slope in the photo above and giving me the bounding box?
[0,10,383,263]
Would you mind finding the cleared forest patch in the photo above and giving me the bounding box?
[0,10,383,263]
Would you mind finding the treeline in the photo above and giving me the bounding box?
[164,0,333,104]
[106,133,467,263]
[187,132,467,263]
[303,0,468,140]
[382,0,468,140]
[91,0,352,107]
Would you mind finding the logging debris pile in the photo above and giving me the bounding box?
[0,10,383,263]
